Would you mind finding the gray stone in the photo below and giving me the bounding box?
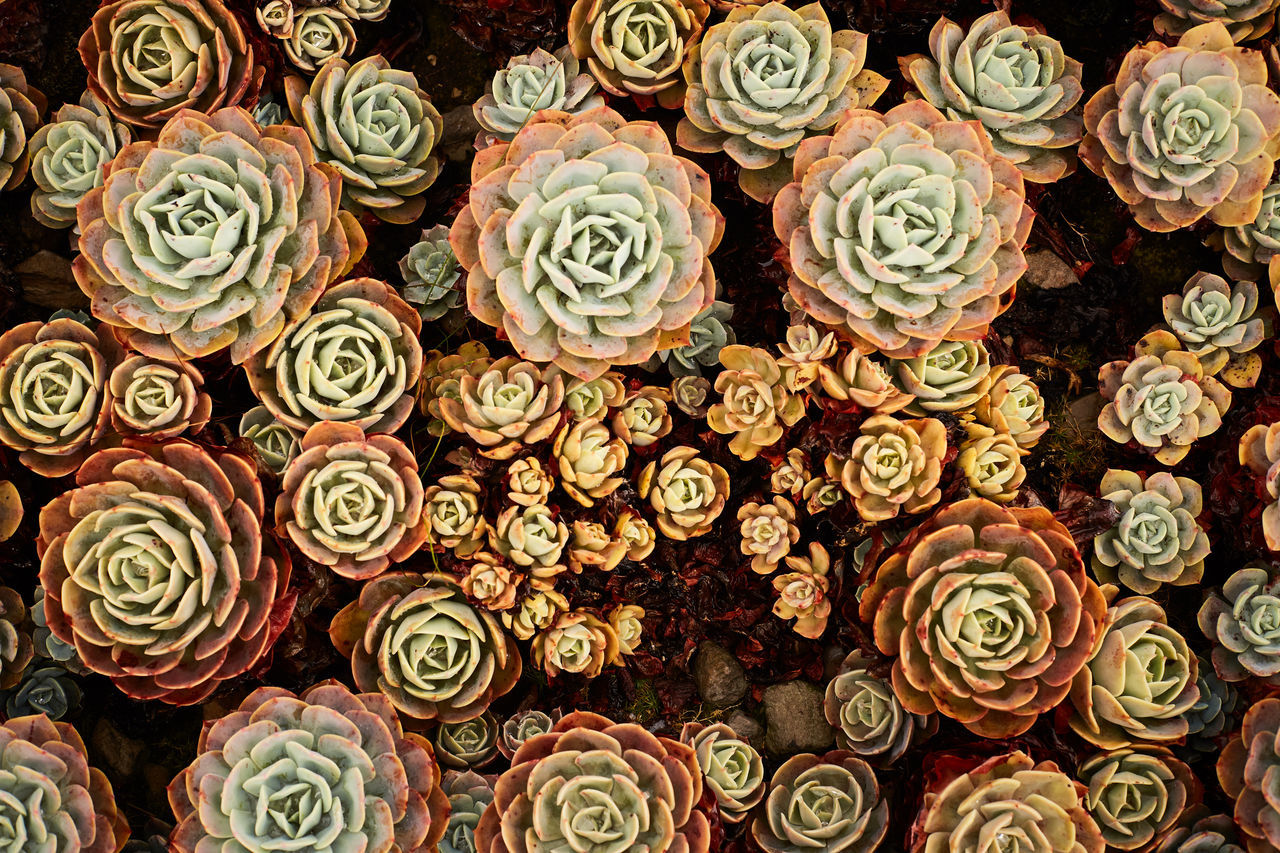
[691,641,747,708]
[1022,245,1080,290]
[1067,392,1104,438]
[723,710,763,745]
[763,680,834,755]
[17,250,87,310]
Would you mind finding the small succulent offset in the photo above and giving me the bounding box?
[612,387,673,447]
[678,2,889,202]
[838,414,947,522]
[751,751,888,853]
[425,472,487,557]
[1162,273,1266,386]
[1092,470,1210,595]
[239,406,300,474]
[108,355,211,440]
[1078,748,1196,853]
[256,0,293,37]
[439,358,565,460]
[1152,812,1247,853]
[1241,420,1280,550]
[1080,23,1280,232]
[1199,564,1280,683]
[680,722,765,824]
[708,346,805,460]
[964,365,1049,449]
[462,554,521,611]
[503,589,568,641]
[474,46,603,144]
[777,324,839,392]
[532,609,620,678]
[168,683,449,853]
[568,521,626,572]
[1155,0,1280,41]
[4,665,82,720]
[564,371,626,420]
[435,714,501,769]
[818,349,915,413]
[773,100,1032,359]
[1183,664,1240,753]
[400,225,465,322]
[639,445,731,540]
[772,541,832,638]
[284,7,356,72]
[1218,698,1280,853]
[608,604,644,655]
[490,504,569,575]
[824,651,932,765]
[28,91,129,229]
[553,418,628,506]
[902,11,1085,183]
[450,106,724,381]
[655,300,736,377]
[895,340,993,414]
[440,771,495,853]
[738,497,800,574]
[0,64,44,192]
[1214,174,1280,279]
[499,710,555,758]
[0,587,32,690]
[957,433,1026,502]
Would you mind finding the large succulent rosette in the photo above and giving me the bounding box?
[677,2,889,202]
[1091,470,1210,595]
[168,682,449,853]
[1078,748,1196,853]
[1080,22,1280,232]
[1199,564,1280,682]
[37,440,292,705]
[860,498,1107,737]
[474,46,604,144]
[29,91,129,230]
[74,107,364,364]
[286,55,443,224]
[474,711,710,853]
[773,100,1033,359]
[1218,697,1280,853]
[903,11,1085,183]
[1156,0,1280,42]
[108,354,211,440]
[823,650,932,765]
[329,572,521,723]
[0,63,44,192]
[680,722,765,824]
[450,105,724,381]
[751,750,888,853]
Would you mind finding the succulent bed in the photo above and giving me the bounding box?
[6,0,1280,851]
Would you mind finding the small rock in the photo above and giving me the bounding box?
[1022,245,1080,290]
[92,718,144,778]
[723,710,763,745]
[763,680,833,755]
[17,250,87,310]
[439,104,482,163]
[691,641,747,709]
[1067,392,1104,437]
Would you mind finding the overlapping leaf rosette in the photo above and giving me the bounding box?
[680,722,765,824]
[677,2,889,201]
[639,445,730,539]
[435,714,501,769]
[37,439,292,704]
[860,497,1107,737]
[29,91,129,230]
[439,357,565,460]
[474,46,603,144]
[239,406,299,474]
[1218,697,1280,853]
[964,365,1049,449]
[0,587,31,690]
[450,105,724,380]
[1091,470,1210,594]
[74,107,364,363]
[0,63,44,192]
[773,100,1033,359]
[708,345,805,460]
[399,224,465,323]
[168,682,449,853]
[473,711,710,853]
[1199,564,1280,683]
[1153,811,1248,853]
[1213,174,1280,278]
[330,572,521,723]
[824,651,933,765]
[1239,420,1280,549]
[441,771,496,853]
[836,414,946,522]
[894,339,993,414]
[654,301,735,377]
[1078,748,1197,853]
[108,355,210,440]
[1155,0,1280,41]
[1162,273,1265,386]
[284,8,356,72]
[1080,23,1280,232]
[751,750,888,853]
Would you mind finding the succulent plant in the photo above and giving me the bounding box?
[770,448,811,497]
[672,375,712,418]
[284,7,356,72]
[239,406,300,474]
[169,682,449,853]
[338,0,392,20]
[277,421,426,580]
[245,278,423,434]
[772,541,832,639]
[439,357,565,460]
[963,364,1049,450]
[4,664,82,720]
[1080,23,1280,232]
[615,510,657,560]
[903,11,1085,183]
[441,771,496,853]
[419,344,494,438]
[639,445,730,540]
[0,587,32,690]
[490,504,568,576]
[1162,273,1266,388]
[553,418,628,506]
[824,651,931,765]
[803,474,845,515]
[708,345,805,460]
[29,587,82,673]
[1213,174,1280,279]
[400,225,465,322]
[1241,420,1280,549]
[461,554,521,611]
[500,710,555,758]
[1079,748,1196,853]
[503,458,551,507]
[1182,664,1240,754]
[0,480,19,543]
[424,472,487,557]
[1152,811,1247,853]
[0,63,44,192]
[75,107,364,364]
[655,300,736,378]
[738,497,800,574]
[1198,564,1280,683]
[568,0,710,108]
[1092,470,1209,595]
[79,0,256,130]
[532,609,620,678]
[28,91,128,229]
[564,371,626,420]
[0,317,123,478]
[0,714,127,853]
[895,340,994,414]
[1098,331,1232,465]
[957,433,1026,502]
[680,722,764,824]
[435,713,500,769]
[751,750,887,853]
[474,711,709,853]
[608,604,645,655]
[108,355,211,440]
[329,572,522,723]
[912,751,1104,853]
[819,349,915,413]
[862,498,1107,737]
[450,105,724,380]
[1218,697,1280,853]
[837,414,947,522]
[38,439,290,705]
[678,2,888,201]
[612,386,673,447]
[773,100,1032,359]
[474,46,603,144]
[568,521,626,573]
[285,55,442,223]
[502,589,568,641]
[1155,0,1280,41]
[1069,596,1199,748]
[256,0,293,37]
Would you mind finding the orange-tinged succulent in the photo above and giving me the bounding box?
[461,554,521,611]
[956,433,1026,503]
[708,345,805,460]
[439,358,565,460]
[1240,420,1280,549]
[418,342,493,437]
[964,364,1049,450]
[567,521,626,573]
[532,610,619,678]
[1218,697,1280,853]
[0,586,32,690]
[612,386,673,447]
[819,349,915,413]
[424,471,487,557]
[0,63,44,191]
[553,418,628,506]
[108,355,210,440]
[639,445,730,540]
[0,481,20,542]
[838,414,947,522]
[773,542,832,638]
[738,496,799,574]
[753,751,887,853]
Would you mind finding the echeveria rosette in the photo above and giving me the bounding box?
[1092,470,1210,595]
[751,750,888,853]
[837,414,946,522]
[500,710,554,759]
[531,609,620,678]
[903,11,1085,183]
[1069,596,1200,749]
[256,0,293,37]
[1098,331,1232,466]
[0,63,44,191]
[438,357,565,460]
[424,472,487,557]
[1078,748,1197,853]
[338,0,392,20]
[29,91,129,230]
[1162,273,1266,387]
[912,751,1105,853]
[1240,421,1280,550]
[894,339,993,414]
[441,771,496,853]
[1156,0,1280,42]
[329,572,521,724]
[677,2,889,202]
[474,46,604,144]
[860,498,1107,738]
[286,55,443,224]
[0,587,32,690]
[1079,22,1280,233]
[1153,812,1247,853]
[957,433,1026,502]
[74,107,365,364]
[4,665,83,720]
[399,225,465,322]
[108,355,211,440]
[1218,697,1280,853]
[1182,664,1240,754]
[1198,564,1280,684]
[37,439,292,705]
[0,317,124,478]
[277,421,427,581]
[473,711,711,853]
[239,406,299,474]
[653,300,735,377]
[818,349,915,413]
[284,8,356,73]
[568,0,710,109]
[708,345,805,461]
[639,445,730,540]
[169,682,449,853]
[245,278,424,435]
[823,650,932,765]
[1213,174,1280,278]
[964,364,1049,450]
[435,714,501,769]
[553,418,628,506]
[679,722,764,824]
[450,105,725,381]
[79,0,258,130]
[773,100,1033,359]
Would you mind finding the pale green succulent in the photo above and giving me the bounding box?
[823,651,926,764]
[239,405,300,474]
[435,713,499,769]
[283,7,356,73]
[1155,0,1280,41]
[337,0,392,20]
[501,710,554,757]
[440,771,494,853]
[0,64,42,192]
[29,91,129,229]
[399,225,464,321]
[896,340,993,414]
[1079,748,1194,851]
[654,300,736,377]
[1216,175,1280,278]
[491,504,568,570]
[751,751,888,853]
[1162,272,1265,378]
[1199,564,1280,683]
[1093,470,1210,595]
[474,46,603,143]
[681,722,765,824]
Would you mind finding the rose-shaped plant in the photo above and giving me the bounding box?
[461,554,520,612]
[903,11,1085,183]
[773,541,831,638]
[612,386,673,447]
[1080,23,1280,232]
[474,46,603,144]
[565,371,626,420]
[474,711,709,853]
[752,750,888,853]
[450,106,724,380]
[245,278,423,434]
[108,355,211,440]
[639,445,730,539]
[500,710,554,758]
[819,350,915,413]
[531,610,619,678]
[680,722,764,824]
[506,458,553,506]
[964,364,1049,449]
[1217,697,1280,853]
[1162,272,1265,385]
[803,473,844,515]
[490,504,568,575]
[441,771,495,853]
[4,665,82,720]
[75,107,363,363]
[770,447,810,497]
[568,521,626,572]
[329,572,522,723]
[861,498,1107,737]
[0,64,43,191]
[256,0,293,37]
[425,471,487,557]
[1241,420,1280,550]
[1078,748,1196,853]
[1199,564,1280,683]
[616,510,656,560]
[773,99,1032,358]
[285,55,443,223]
[738,497,799,574]
[609,604,644,655]
[1153,811,1247,853]
[38,439,292,704]
[655,300,735,377]
[29,91,128,229]
[419,343,494,436]
[0,587,32,691]
[824,651,931,765]
[435,714,500,769]
[553,418,628,506]
[1184,665,1240,753]
[1156,0,1280,41]
[439,357,565,460]
[895,340,993,414]
[777,324,839,392]
[957,433,1026,502]
[678,2,888,201]
[168,682,448,853]
[239,406,299,474]
[502,589,568,641]
[838,414,947,522]
[1214,173,1280,278]
[284,7,356,72]
[400,224,465,322]
[708,345,805,460]
[338,0,392,20]
[1092,470,1209,595]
